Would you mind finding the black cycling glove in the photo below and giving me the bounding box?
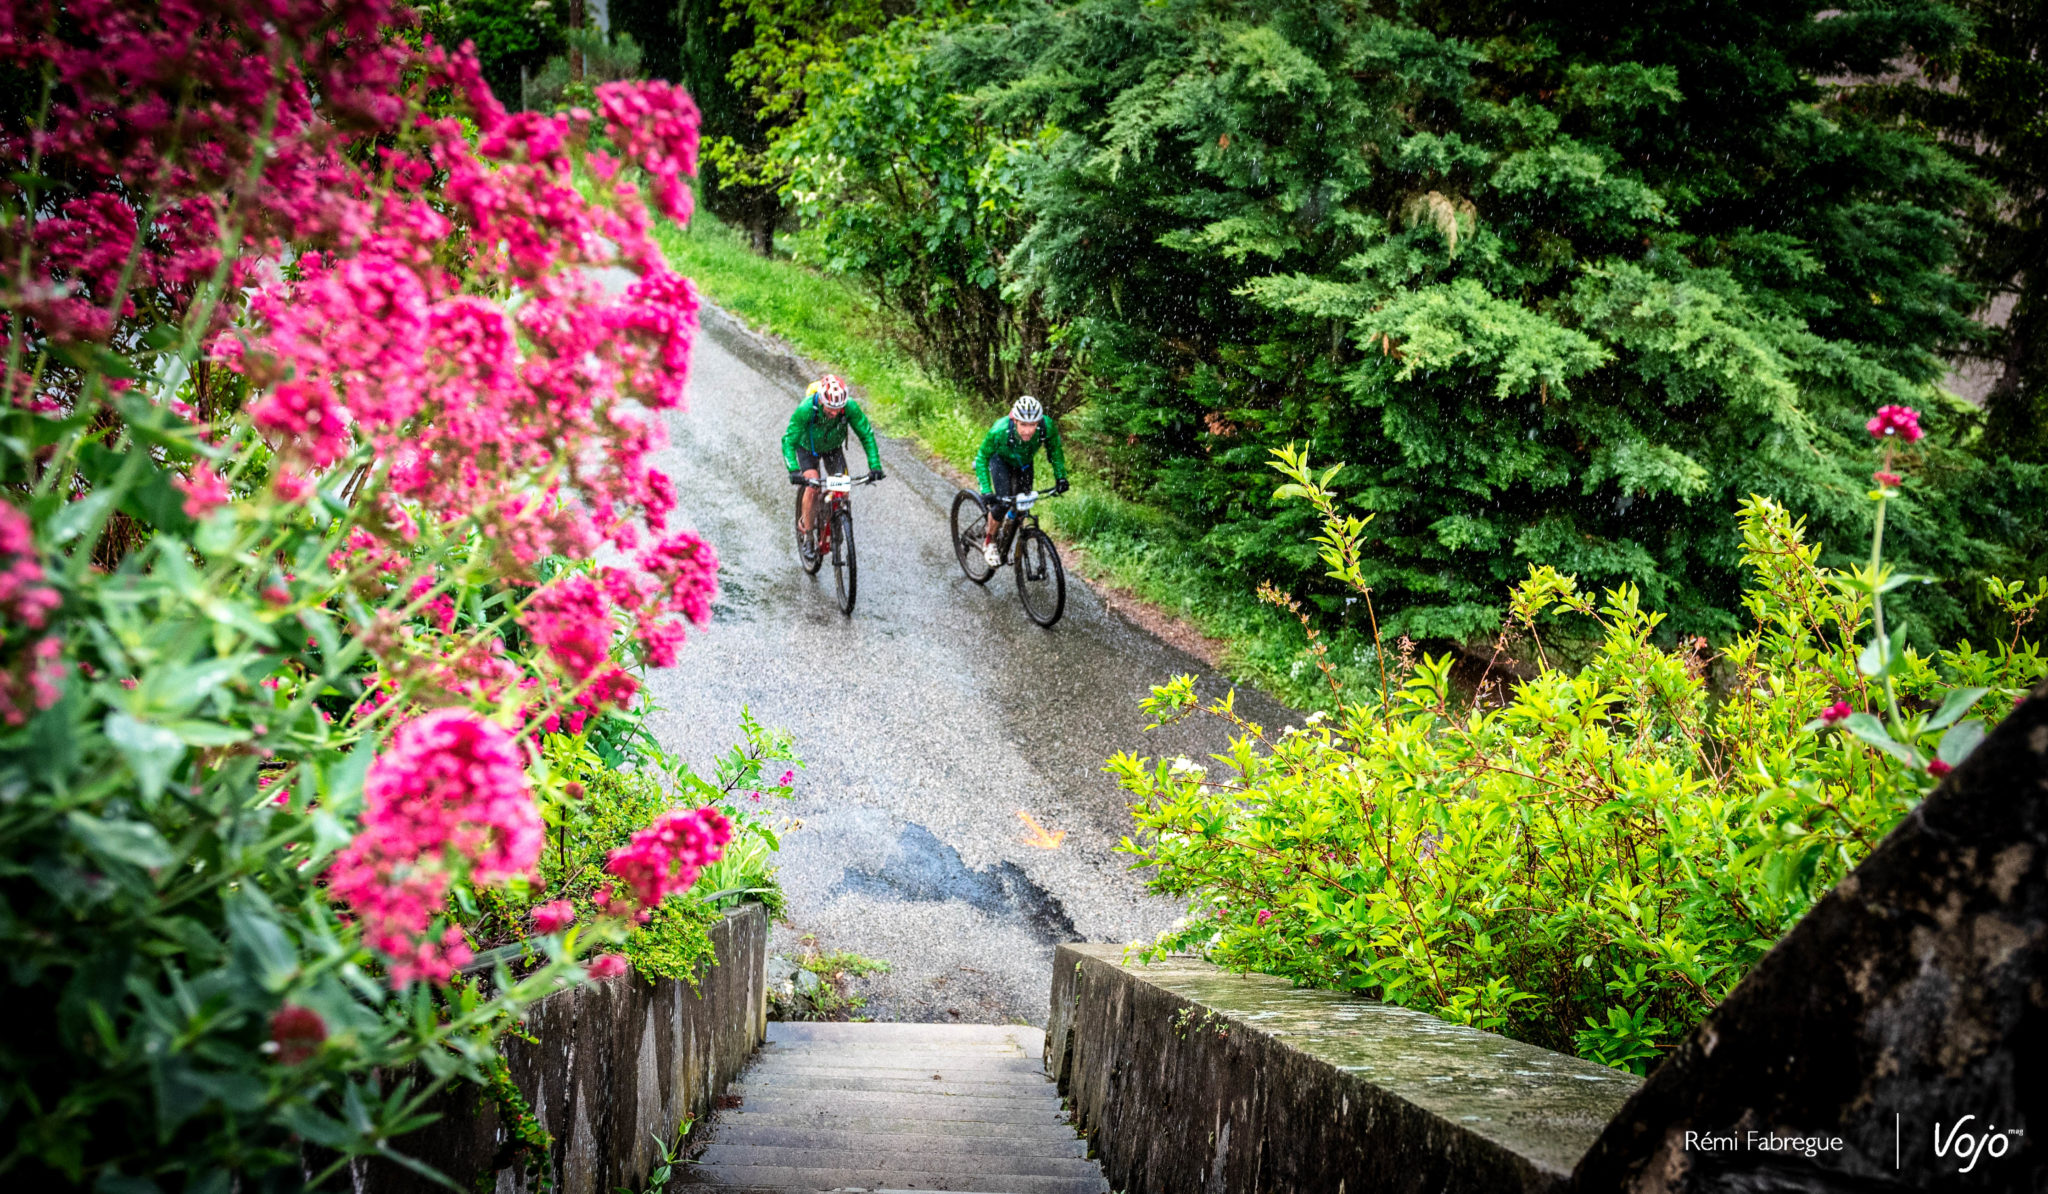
[789,471,805,486]
[1054,478,1070,495]
[979,492,997,509]
[869,467,886,482]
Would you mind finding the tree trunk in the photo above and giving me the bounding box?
[744,191,777,256]
[569,0,585,83]
[1984,286,2044,461]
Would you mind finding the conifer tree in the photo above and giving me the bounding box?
[953,0,2043,643]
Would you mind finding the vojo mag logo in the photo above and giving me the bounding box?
[1926,1115,2025,1175]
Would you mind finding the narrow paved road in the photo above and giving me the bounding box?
[643,309,1293,1025]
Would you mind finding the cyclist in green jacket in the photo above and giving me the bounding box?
[973,395,1069,568]
[783,373,884,536]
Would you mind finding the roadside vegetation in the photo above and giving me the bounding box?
[0,7,785,1189]
[1115,444,2044,1071]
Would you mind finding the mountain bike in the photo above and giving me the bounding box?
[949,487,1065,627]
[795,471,879,616]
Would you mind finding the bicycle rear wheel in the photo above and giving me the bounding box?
[831,506,857,615]
[1014,527,1065,627]
[950,490,994,585]
[795,489,823,575]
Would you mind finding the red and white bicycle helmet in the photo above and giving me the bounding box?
[811,374,851,412]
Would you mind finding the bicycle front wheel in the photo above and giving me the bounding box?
[1014,527,1065,627]
[950,490,994,585]
[831,506,857,616]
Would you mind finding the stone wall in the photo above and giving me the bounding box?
[350,902,768,1194]
[1047,944,1642,1194]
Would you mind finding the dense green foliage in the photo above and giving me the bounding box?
[1848,0,2048,465]
[423,0,568,106]
[755,0,2046,652]
[947,0,2043,647]
[777,14,1080,407]
[691,0,918,252]
[1116,449,2045,1070]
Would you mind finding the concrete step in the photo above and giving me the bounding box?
[702,1124,1089,1159]
[686,1022,1103,1193]
[678,1163,1105,1194]
[718,1092,1068,1124]
[745,1056,1048,1081]
[742,1062,1052,1085]
[765,1022,1044,1048]
[731,1073,1056,1098]
[702,1113,1085,1142]
[696,1145,1101,1178]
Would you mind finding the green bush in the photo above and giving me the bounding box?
[471,707,796,985]
[1114,447,2045,1072]
[939,0,2045,646]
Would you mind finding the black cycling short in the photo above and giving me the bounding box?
[987,455,1033,508]
[795,447,848,475]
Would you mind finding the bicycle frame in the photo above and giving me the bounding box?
[991,490,1047,556]
[806,472,857,552]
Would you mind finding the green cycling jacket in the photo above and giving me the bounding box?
[973,414,1068,492]
[781,395,882,473]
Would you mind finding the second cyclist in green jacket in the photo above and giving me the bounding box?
[783,373,884,535]
[973,395,1069,568]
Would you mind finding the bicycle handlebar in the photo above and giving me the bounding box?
[804,472,883,489]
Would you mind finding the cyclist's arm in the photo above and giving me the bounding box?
[1044,413,1070,482]
[973,422,999,492]
[847,402,883,472]
[780,404,808,472]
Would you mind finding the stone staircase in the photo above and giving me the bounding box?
[677,1022,1109,1194]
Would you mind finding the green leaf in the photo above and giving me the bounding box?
[165,721,254,748]
[324,735,378,815]
[1842,713,1917,765]
[225,890,300,990]
[48,488,120,545]
[104,711,187,801]
[68,811,175,870]
[1926,687,1989,731]
[1937,720,1986,768]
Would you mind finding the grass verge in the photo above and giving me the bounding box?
[655,212,1379,710]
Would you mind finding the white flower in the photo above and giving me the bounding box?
[1305,710,1328,725]
[1169,756,1207,779]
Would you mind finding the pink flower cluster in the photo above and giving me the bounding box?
[328,709,544,987]
[1866,405,1923,442]
[0,504,63,725]
[604,806,732,908]
[598,80,702,226]
[176,464,231,520]
[520,572,640,733]
[6,0,714,662]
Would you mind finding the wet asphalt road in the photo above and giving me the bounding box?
[641,311,1295,1026]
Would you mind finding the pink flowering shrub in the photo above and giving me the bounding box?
[606,806,733,907]
[327,709,543,985]
[0,1,762,1185]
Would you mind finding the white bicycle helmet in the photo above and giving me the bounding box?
[812,374,850,412]
[1010,394,1044,423]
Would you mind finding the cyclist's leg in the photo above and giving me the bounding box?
[795,447,822,531]
[985,457,1029,541]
